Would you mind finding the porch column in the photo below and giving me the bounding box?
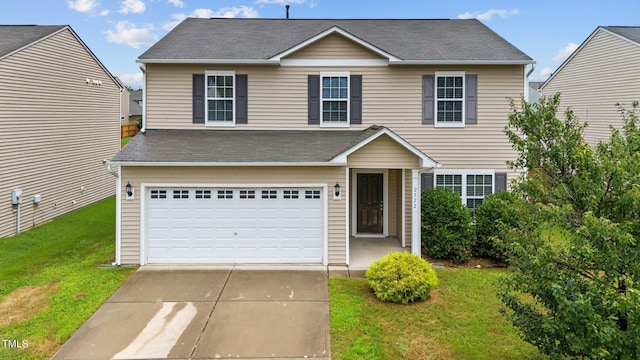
[411,169,420,256]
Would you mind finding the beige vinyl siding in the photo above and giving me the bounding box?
[0,28,120,238]
[284,33,385,59]
[119,166,347,265]
[347,135,420,168]
[146,64,522,174]
[542,29,640,145]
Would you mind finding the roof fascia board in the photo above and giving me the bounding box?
[331,128,439,168]
[542,27,601,89]
[136,58,280,65]
[390,59,535,65]
[107,161,348,167]
[269,26,402,62]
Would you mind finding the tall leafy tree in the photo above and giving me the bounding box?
[499,94,640,359]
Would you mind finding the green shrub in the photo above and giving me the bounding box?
[473,191,528,263]
[474,191,527,262]
[365,252,438,304]
[421,188,474,263]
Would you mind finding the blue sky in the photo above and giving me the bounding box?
[2,0,638,89]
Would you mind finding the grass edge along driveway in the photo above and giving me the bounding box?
[0,197,135,360]
[329,268,543,360]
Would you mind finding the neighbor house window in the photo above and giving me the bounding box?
[321,72,349,126]
[435,71,464,126]
[206,70,235,124]
[435,171,494,211]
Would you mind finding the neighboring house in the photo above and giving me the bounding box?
[541,26,640,145]
[528,81,543,103]
[0,25,121,238]
[128,89,142,124]
[109,18,533,266]
[115,76,130,123]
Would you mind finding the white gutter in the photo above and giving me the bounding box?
[137,58,534,66]
[107,161,349,167]
[137,58,279,65]
[389,59,535,65]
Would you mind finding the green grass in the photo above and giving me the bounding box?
[0,197,135,359]
[121,136,133,145]
[330,269,543,360]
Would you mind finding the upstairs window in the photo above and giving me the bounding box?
[321,72,349,126]
[206,71,235,124]
[435,72,464,126]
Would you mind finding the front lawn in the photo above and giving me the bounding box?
[330,269,542,359]
[0,197,135,360]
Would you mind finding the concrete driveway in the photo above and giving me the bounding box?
[52,267,330,360]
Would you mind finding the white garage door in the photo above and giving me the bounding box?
[146,188,324,264]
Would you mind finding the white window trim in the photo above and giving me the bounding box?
[433,169,495,208]
[320,71,350,128]
[205,70,236,127]
[434,71,465,128]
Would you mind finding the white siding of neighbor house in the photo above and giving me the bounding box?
[542,29,640,145]
[0,27,120,238]
[119,166,348,265]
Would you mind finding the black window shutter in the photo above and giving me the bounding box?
[350,75,362,124]
[421,173,434,191]
[422,75,435,125]
[308,75,320,124]
[236,74,248,124]
[495,172,507,191]
[466,74,478,125]
[192,74,205,124]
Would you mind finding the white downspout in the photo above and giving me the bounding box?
[524,63,535,101]
[139,64,147,132]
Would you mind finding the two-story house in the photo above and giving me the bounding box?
[109,18,533,266]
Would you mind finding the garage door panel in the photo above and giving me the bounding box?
[147,187,323,264]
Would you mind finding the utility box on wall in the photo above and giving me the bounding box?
[11,189,22,205]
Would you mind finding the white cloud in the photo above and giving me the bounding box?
[167,0,183,7]
[458,9,520,21]
[552,43,579,63]
[119,0,146,14]
[118,73,144,89]
[530,67,554,82]
[163,6,260,31]
[105,21,158,49]
[209,6,259,18]
[67,0,99,13]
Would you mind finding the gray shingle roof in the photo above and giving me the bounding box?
[603,26,640,45]
[0,25,66,59]
[112,127,385,163]
[138,18,532,63]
